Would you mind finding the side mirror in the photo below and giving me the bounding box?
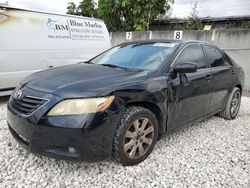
[173,62,197,73]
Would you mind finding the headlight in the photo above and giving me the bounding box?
[47,96,114,116]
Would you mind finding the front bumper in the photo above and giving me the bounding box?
[7,94,122,162]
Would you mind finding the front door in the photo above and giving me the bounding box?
[167,43,213,130]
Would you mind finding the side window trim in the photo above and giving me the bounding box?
[222,53,233,66]
[201,44,212,68]
[201,44,210,68]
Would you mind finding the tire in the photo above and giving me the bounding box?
[113,106,159,166]
[218,87,241,120]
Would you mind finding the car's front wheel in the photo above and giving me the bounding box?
[219,87,241,120]
[113,106,158,166]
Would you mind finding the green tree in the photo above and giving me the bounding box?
[66,0,96,17]
[98,0,123,31]
[78,0,96,17]
[66,2,78,15]
[98,0,174,31]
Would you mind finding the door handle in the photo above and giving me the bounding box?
[231,69,235,75]
[205,75,211,82]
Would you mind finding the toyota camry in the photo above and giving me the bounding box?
[7,40,245,166]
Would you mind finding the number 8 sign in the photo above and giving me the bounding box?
[174,31,183,40]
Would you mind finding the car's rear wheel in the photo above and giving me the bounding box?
[219,87,241,120]
[113,106,158,166]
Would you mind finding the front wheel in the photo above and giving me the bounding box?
[113,106,158,166]
[219,87,241,120]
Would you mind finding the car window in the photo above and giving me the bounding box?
[204,45,228,67]
[175,44,207,69]
[90,43,178,71]
[223,54,233,66]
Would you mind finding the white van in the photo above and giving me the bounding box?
[0,5,111,96]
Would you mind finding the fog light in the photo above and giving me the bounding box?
[68,147,76,153]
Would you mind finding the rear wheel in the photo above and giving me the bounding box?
[219,87,241,120]
[113,106,158,166]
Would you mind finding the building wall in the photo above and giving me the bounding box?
[149,19,250,30]
[110,29,250,90]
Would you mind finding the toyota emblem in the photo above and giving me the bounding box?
[14,89,22,100]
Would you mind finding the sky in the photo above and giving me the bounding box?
[0,0,83,14]
[171,0,250,18]
[0,0,250,18]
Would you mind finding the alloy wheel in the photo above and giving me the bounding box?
[230,90,241,117]
[123,117,154,160]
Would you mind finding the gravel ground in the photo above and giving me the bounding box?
[0,96,250,188]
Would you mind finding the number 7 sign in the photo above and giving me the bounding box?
[174,31,183,40]
[126,32,132,40]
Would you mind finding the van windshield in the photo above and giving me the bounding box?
[90,43,177,71]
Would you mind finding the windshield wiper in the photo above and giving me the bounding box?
[99,64,129,70]
[80,61,93,64]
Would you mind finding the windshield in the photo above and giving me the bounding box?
[90,43,177,71]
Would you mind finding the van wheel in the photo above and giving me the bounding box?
[113,106,158,166]
[218,87,241,120]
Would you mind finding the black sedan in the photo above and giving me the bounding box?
[7,40,244,166]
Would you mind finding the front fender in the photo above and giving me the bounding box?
[111,76,169,134]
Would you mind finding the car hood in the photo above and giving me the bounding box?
[21,63,150,98]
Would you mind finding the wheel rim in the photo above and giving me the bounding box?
[123,117,154,160]
[230,90,241,117]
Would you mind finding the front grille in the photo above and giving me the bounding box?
[10,96,49,116]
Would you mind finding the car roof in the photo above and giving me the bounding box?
[119,39,223,52]
[119,39,209,46]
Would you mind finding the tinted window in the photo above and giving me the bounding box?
[176,44,206,69]
[91,43,178,71]
[204,45,227,67]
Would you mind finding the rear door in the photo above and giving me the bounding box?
[203,45,235,112]
[168,43,213,130]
